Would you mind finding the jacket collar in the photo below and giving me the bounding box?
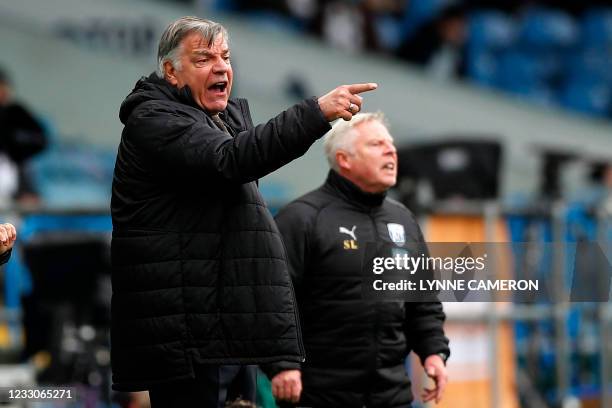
[120,73,248,133]
[324,169,386,208]
[145,72,202,109]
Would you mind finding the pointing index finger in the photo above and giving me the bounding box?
[347,82,378,95]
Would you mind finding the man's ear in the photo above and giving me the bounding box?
[336,151,351,172]
[163,61,179,86]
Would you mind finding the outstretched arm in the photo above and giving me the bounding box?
[128,83,377,184]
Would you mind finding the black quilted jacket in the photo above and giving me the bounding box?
[110,73,330,391]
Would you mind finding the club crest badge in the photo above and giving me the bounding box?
[387,223,405,246]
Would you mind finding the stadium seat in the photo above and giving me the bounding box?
[466,49,499,87]
[496,51,545,91]
[399,0,451,40]
[468,10,517,51]
[564,48,612,85]
[559,80,612,117]
[581,8,612,48]
[30,143,115,208]
[373,14,403,51]
[518,8,579,49]
[210,0,238,12]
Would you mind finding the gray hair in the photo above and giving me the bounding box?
[323,112,387,171]
[157,16,229,76]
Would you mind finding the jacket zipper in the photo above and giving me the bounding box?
[369,210,380,397]
[216,115,231,315]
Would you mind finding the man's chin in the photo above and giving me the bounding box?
[201,97,229,114]
[383,177,397,189]
[203,100,229,114]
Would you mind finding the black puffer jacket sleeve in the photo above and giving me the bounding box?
[127,97,330,184]
[275,200,318,286]
[405,302,449,364]
[404,221,450,364]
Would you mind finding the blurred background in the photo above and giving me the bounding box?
[0,0,611,407]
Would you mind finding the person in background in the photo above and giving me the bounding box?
[0,67,47,205]
[111,15,377,407]
[268,112,449,407]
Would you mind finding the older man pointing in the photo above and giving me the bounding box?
[110,15,377,407]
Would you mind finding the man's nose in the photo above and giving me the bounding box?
[384,141,397,155]
[212,57,230,73]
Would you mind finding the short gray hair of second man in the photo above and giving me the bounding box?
[157,16,229,77]
[323,112,388,171]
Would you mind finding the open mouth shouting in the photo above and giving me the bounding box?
[382,162,396,172]
[208,80,228,95]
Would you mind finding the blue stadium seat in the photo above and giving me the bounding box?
[496,51,546,90]
[495,51,559,106]
[399,0,451,40]
[559,80,612,117]
[30,144,115,208]
[374,14,403,51]
[406,0,451,24]
[468,10,517,51]
[466,49,499,87]
[499,50,562,85]
[466,10,516,89]
[518,8,579,49]
[565,49,612,85]
[210,0,238,12]
[581,8,612,48]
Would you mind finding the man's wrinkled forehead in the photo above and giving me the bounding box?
[185,32,229,53]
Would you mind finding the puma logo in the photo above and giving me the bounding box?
[339,225,357,241]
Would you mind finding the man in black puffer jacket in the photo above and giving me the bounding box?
[268,113,450,408]
[111,15,377,406]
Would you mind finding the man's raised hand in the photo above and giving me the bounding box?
[318,83,378,121]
